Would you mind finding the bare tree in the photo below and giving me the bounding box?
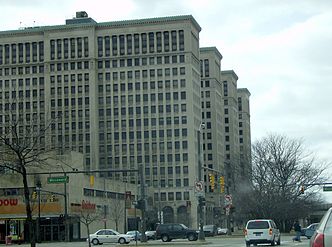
[0,110,56,247]
[239,134,328,231]
[75,206,102,247]
[109,199,125,231]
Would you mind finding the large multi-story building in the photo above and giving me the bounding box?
[0,12,251,231]
[199,47,224,224]
[221,71,251,194]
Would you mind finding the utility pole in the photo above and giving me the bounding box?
[36,181,41,243]
[103,178,107,229]
[124,177,127,234]
[64,172,69,242]
[139,164,147,242]
[197,124,205,241]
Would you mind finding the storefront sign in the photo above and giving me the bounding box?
[81,200,96,210]
[0,198,18,206]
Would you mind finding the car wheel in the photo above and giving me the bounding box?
[92,238,99,245]
[277,236,281,245]
[161,234,169,242]
[187,233,197,241]
[118,238,126,244]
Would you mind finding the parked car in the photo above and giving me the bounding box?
[145,230,156,240]
[203,225,218,236]
[89,229,134,245]
[126,230,141,241]
[156,223,198,242]
[217,227,228,235]
[244,219,281,247]
[310,207,332,247]
[304,223,319,239]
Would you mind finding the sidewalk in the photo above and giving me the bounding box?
[16,239,212,247]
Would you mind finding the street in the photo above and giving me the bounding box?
[17,235,310,247]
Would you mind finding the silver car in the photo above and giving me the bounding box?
[310,207,332,247]
[89,229,134,245]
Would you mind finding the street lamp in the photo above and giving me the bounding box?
[197,123,205,241]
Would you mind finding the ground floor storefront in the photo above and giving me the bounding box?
[0,216,81,244]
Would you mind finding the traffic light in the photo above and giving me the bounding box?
[220,176,225,193]
[50,194,55,202]
[300,186,305,194]
[198,196,206,206]
[209,174,215,191]
[135,199,145,210]
[32,191,37,199]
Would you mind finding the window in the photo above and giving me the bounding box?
[176,192,182,200]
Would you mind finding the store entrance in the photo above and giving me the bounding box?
[39,218,65,241]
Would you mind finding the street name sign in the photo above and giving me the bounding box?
[323,186,332,192]
[47,176,69,184]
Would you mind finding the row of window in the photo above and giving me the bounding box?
[0,101,45,111]
[0,65,44,76]
[107,152,189,165]
[0,88,45,99]
[102,141,189,155]
[50,73,90,84]
[83,187,190,202]
[51,109,90,119]
[98,79,186,93]
[0,42,44,65]
[154,191,190,201]
[0,113,44,122]
[50,85,89,96]
[99,92,187,106]
[83,188,132,200]
[0,77,45,90]
[98,105,187,118]
[97,66,186,82]
[97,54,185,69]
[50,60,90,72]
[97,30,185,57]
[99,128,188,140]
[99,116,187,129]
[50,97,89,108]
[50,37,89,60]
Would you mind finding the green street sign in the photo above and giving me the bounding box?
[47,176,69,184]
[323,186,332,192]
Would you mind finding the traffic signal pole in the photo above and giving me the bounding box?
[139,165,147,242]
[64,172,69,242]
[197,127,205,241]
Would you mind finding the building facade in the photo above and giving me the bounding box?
[0,12,251,231]
[0,152,141,242]
[199,47,225,225]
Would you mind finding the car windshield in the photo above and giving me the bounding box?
[180,224,188,229]
[112,230,120,235]
[247,221,269,229]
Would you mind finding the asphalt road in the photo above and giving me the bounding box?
[18,235,310,247]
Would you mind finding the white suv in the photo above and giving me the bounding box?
[244,219,281,246]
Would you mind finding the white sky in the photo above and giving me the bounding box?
[1,0,332,200]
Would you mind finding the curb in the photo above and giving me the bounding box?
[126,240,212,246]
